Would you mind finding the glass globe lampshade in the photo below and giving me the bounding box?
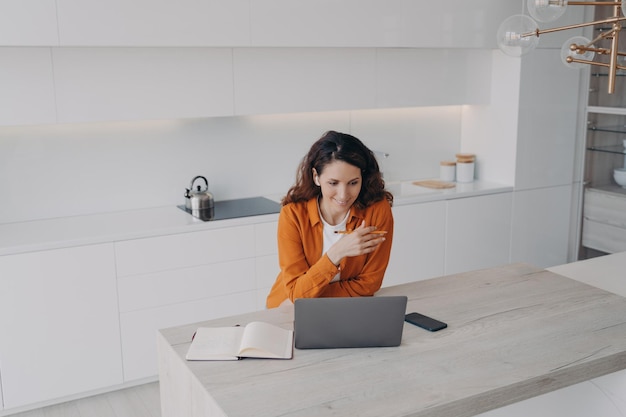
[528,0,568,23]
[496,15,540,57]
[560,36,595,68]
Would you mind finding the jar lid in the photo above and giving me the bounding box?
[456,153,475,162]
[440,160,456,166]
[456,160,474,164]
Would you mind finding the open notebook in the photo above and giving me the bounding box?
[294,296,407,349]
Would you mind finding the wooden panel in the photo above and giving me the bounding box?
[582,188,626,253]
[581,219,626,254]
[115,225,254,277]
[584,188,626,228]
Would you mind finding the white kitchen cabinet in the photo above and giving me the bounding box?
[51,0,519,49]
[233,48,377,115]
[515,50,581,191]
[233,47,493,117]
[384,202,446,287]
[254,221,279,309]
[0,48,56,126]
[115,225,255,278]
[115,225,259,381]
[55,0,250,46]
[255,255,278,309]
[52,47,234,124]
[0,244,122,410]
[510,185,573,268]
[445,192,513,275]
[120,289,257,382]
[254,221,278,257]
[0,0,58,46]
[376,48,491,108]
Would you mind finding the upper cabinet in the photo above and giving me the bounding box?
[55,0,250,47]
[54,48,235,123]
[1,0,519,48]
[0,48,57,126]
[0,0,58,45]
[0,1,514,125]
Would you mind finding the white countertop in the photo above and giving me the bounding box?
[548,251,626,298]
[0,180,512,256]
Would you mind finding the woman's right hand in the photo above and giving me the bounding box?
[326,221,387,266]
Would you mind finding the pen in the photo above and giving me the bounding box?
[334,230,387,235]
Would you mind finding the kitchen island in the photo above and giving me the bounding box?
[157,262,626,417]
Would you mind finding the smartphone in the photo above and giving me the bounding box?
[405,312,447,332]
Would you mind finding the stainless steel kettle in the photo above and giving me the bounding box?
[184,176,214,220]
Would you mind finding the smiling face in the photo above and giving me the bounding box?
[313,160,362,225]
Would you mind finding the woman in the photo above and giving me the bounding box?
[266,131,394,308]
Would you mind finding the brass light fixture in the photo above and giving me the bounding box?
[497,0,626,93]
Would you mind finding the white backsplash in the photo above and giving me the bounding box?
[0,106,461,223]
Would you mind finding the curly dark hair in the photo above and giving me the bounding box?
[282,131,393,209]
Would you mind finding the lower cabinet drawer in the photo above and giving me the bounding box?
[117,256,257,381]
[584,188,626,228]
[583,188,626,253]
[117,258,256,313]
[582,218,626,254]
[115,225,255,277]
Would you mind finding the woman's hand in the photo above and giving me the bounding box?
[326,221,387,266]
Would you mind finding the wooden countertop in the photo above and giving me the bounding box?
[157,263,626,417]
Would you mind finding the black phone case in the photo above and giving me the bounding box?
[405,312,447,332]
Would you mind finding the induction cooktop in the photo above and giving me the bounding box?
[177,196,281,222]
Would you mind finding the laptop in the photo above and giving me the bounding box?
[294,296,408,349]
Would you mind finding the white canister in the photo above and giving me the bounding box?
[440,161,456,182]
[456,160,475,183]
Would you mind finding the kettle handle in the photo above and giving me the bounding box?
[189,175,209,192]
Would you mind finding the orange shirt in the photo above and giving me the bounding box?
[266,197,394,308]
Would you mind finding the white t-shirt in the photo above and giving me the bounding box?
[319,206,350,283]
